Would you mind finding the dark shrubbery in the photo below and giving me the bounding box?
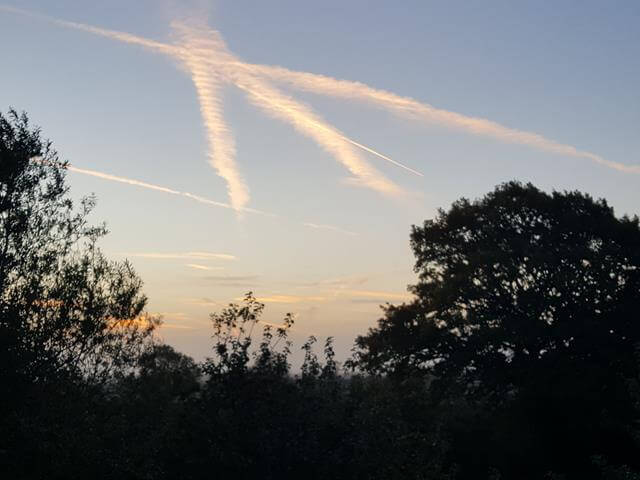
[2,111,640,479]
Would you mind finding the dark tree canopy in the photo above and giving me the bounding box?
[0,109,158,387]
[4,109,640,480]
[353,181,640,478]
[356,181,640,380]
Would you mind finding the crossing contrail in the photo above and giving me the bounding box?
[4,4,637,210]
[0,6,412,209]
[0,7,422,210]
[250,64,640,174]
[172,21,404,197]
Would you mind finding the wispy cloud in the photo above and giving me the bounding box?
[3,6,414,210]
[183,297,221,307]
[154,312,198,329]
[160,323,196,330]
[4,4,637,212]
[255,294,326,304]
[302,222,357,236]
[157,311,190,319]
[204,275,261,287]
[171,24,250,212]
[126,252,235,260]
[67,164,273,215]
[186,263,221,271]
[338,289,413,302]
[67,165,182,195]
[171,21,407,198]
[298,275,370,288]
[252,64,640,174]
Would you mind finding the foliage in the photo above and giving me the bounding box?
[0,109,159,388]
[202,292,294,378]
[0,109,159,478]
[4,110,640,479]
[353,181,640,478]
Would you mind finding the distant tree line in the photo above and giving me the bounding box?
[2,110,640,479]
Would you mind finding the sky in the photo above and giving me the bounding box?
[1,1,639,362]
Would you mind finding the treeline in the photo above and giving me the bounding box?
[2,110,640,479]
[4,305,449,479]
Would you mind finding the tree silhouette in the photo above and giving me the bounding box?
[0,109,160,477]
[6,111,639,480]
[0,109,159,387]
[354,181,640,478]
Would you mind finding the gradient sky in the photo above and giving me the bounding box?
[1,0,639,361]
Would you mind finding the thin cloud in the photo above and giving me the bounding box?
[338,289,413,302]
[183,297,221,307]
[186,263,222,271]
[172,25,249,212]
[127,252,235,260]
[67,164,274,215]
[186,263,219,271]
[255,294,326,304]
[68,165,181,195]
[3,7,414,209]
[172,21,406,198]
[253,64,640,174]
[0,5,178,55]
[302,222,358,236]
[298,275,370,288]
[204,275,261,287]
[157,311,190,320]
[1,5,249,211]
[159,323,196,330]
[4,4,636,207]
[153,312,198,329]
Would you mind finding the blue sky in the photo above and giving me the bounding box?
[1,1,638,360]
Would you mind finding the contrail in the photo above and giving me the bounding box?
[172,21,408,196]
[1,6,420,192]
[4,4,635,184]
[342,137,423,177]
[0,5,178,55]
[233,78,406,195]
[250,64,640,174]
[1,5,251,211]
[235,68,423,178]
[69,165,350,232]
[302,222,357,236]
[67,165,182,195]
[66,165,270,215]
[126,252,235,260]
[173,29,250,212]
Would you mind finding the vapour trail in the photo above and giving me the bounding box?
[0,5,177,55]
[342,137,423,177]
[172,21,405,197]
[235,79,405,196]
[5,5,630,181]
[126,252,235,260]
[250,64,640,174]
[172,28,249,212]
[0,5,251,211]
[302,222,357,236]
[235,78,421,179]
[67,165,268,215]
[170,22,420,181]
[68,165,356,233]
[1,6,420,188]
[68,165,363,238]
[67,165,182,195]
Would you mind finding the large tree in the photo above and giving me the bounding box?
[353,181,640,478]
[0,109,158,388]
